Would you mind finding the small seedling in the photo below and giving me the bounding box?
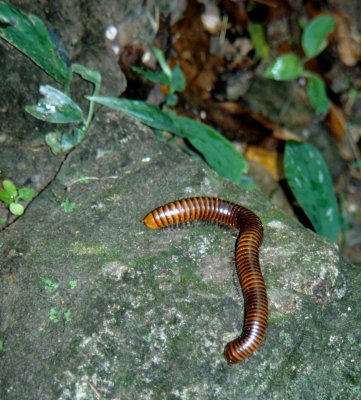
[61,198,76,213]
[63,309,72,324]
[40,276,59,292]
[132,46,186,106]
[264,14,335,116]
[49,308,60,323]
[69,279,78,289]
[0,179,35,216]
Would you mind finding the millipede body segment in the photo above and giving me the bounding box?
[143,196,268,363]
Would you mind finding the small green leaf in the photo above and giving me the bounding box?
[166,93,178,106]
[284,141,340,242]
[9,202,24,216]
[0,190,13,204]
[248,21,269,63]
[87,97,177,132]
[71,63,101,87]
[0,3,71,86]
[131,66,170,85]
[18,188,36,201]
[306,73,329,115]
[40,276,59,292]
[352,160,361,168]
[69,279,77,289]
[264,53,304,80]
[45,126,86,155]
[152,46,172,78]
[0,216,6,224]
[64,309,72,324]
[302,15,335,59]
[170,64,186,92]
[2,180,17,197]
[49,308,60,323]
[170,116,248,183]
[26,85,84,123]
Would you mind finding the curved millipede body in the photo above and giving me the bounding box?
[143,197,268,363]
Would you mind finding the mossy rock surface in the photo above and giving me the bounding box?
[0,108,360,400]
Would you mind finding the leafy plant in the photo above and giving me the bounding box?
[0,3,100,155]
[61,198,76,213]
[0,3,247,185]
[132,46,186,106]
[264,14,335,116]
[0,180,35,217]
[87,95,247,183]
[284,141,340,242]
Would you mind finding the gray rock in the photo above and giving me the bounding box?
[0,109,360,400]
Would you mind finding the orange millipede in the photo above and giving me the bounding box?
[143,197,268,363]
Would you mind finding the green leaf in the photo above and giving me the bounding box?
[2,180,17,197]
[61,198,76,213]
[284,141,340,242]
[45,126,86,155]
[170,64,186,92]
[0,216,6,224]
[0,190,12,204]
[9,202,24,216]
[87,96,177,132]
[166,93,178,106]
[49,308,60,323]
[152,46,172,78]
[87,96,247,183]
[302,15,335,59]
[248,21,269,63]
[306,73,329,115]
[71,63,101,87]
[25,85,84,123]
[0,3,71,86]
[64,309,72,324]
[40,276,59,292]
[352,160,361,168]
[131,66,170,85]
[264,53,304,80]
[18,188,36,201]
[170,116,248,183]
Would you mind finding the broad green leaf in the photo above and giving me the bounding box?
[87,96,177,132]
[152,46,172,78]
[170,116,248,183]
[302,15,335,59]
[26,85,84,123]
[306,73,329,115]
[71,63,101,87]
[170,64,186,92]
[9,202,24,216]
[0,216,6,224]
[18,188,36,201]
[264,53,304,80]
[131,66,170,85]
[248,21,269,63]
[87,96,247,183]
[2,180,17,197]
[0,3,71,86]
[284,141,340,242]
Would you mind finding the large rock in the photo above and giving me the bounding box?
[0,108,360,399]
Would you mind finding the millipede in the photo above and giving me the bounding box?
[143,196,268,364]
